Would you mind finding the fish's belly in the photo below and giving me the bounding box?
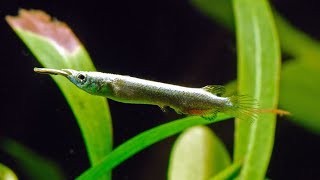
[167,95,226,115]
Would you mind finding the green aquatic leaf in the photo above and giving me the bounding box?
[6,9,113,177]
[233,0,281,179]
[192,0,320,134]
[1,139,64,180]
[168,126,231,180]
[76,114,231,180]
[280,61,320,134]
[209,160,242,180]
[274,13,320,61]
[192,0,320,60]
[0,163,18,180]
[191,0,234,30]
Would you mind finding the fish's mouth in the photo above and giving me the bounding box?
[34,68,72,77]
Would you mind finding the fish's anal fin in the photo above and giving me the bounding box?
[202,85,226,96]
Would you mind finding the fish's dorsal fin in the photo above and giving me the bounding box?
[202,85,226,96]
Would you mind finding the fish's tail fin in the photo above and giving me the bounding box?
[226,95,290,121]
[226,95,259,121]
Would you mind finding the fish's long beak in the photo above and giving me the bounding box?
[34,67,71,77]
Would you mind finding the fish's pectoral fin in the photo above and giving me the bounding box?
[202,85,226,96]
[201,112,217,121]
[159,105,169,112]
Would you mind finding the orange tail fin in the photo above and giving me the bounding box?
[227,95,290,120]
[255,109,291,116]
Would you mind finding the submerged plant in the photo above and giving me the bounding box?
[2,0,320,179]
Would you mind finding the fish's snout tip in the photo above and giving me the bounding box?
[33,67,71,77]
[34,67,49,74]
[33,67,41,72]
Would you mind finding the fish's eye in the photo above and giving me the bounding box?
[77,73,86,83]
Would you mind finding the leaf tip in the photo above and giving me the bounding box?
[6,9,81,53]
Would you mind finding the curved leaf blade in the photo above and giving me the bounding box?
[233,0,281,179]
[6,9,113,170]
[209,160,242,180]
[280,61,320,134]
[76,114,231,180]
[168,126,231,180]
[1,139,65,180]
[0,163,18,180]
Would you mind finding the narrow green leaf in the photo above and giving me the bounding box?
[168,126,231,180]
[6,9,113,177]
[233,0,280,179]
[76,114,231,180]
[1,139,65,180]
[0,163,18,180]
[209,160,242,180]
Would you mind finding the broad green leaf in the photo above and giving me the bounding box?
[76,114,231,180]
[168,126,231,180]
[280,61,320,134]
[209,160,242,180]
[0,163,18,180]
[6,9,113,177]
[233,0,280,179]
[1,139,64,180]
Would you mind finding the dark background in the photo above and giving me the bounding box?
[0,0,319,179]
